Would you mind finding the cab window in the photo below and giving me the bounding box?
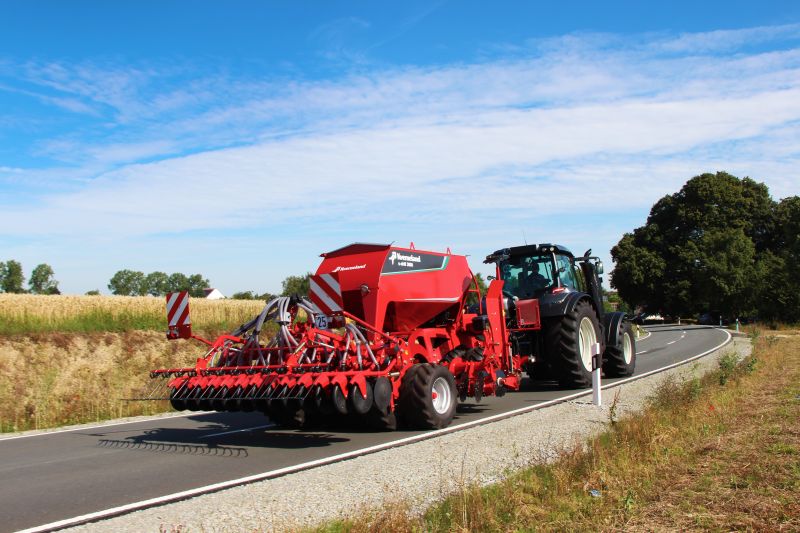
[556,255,579,290]
[500,254,556,299]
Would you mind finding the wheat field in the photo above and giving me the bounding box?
[0,293,265,335]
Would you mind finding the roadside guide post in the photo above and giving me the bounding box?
[592,342,602,406]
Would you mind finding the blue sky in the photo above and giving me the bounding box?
[1,1,799,295]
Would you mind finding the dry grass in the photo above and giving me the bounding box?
[0,293,264,334]
[0,295,272,432]
[314,333,799,533]
[0,331,207,432]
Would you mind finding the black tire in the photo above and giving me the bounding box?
[546,300,601,389]
[349,381,374,415]
[603,320,636,377]
[371,377,392,416]
[267,403,305,428]
[169,387,187,411]
[397,364,457,429]
[366,410,398,431]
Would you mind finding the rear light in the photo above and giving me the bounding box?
[551,287,567,294]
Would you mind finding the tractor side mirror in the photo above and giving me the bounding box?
[595,261,604,275]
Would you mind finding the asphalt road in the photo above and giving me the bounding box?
[0,325,730,532]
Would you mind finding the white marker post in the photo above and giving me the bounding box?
[591,342,602,406]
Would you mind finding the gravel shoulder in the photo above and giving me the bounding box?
[68,336,750,533]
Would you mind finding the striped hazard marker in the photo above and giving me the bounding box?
[309,272,343,316]
[166,291,192,339]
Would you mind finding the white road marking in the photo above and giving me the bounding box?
[19,328,732,533]
[199,424,275,439]
[636,350,649,355]
[0,412,202,443]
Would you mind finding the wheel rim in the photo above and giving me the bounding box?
[623,332,633,364]
[578,317,597,371]
[431,377,452,414]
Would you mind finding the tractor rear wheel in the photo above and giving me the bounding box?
[603,320,636,377]
[546,300,601,388]
[398,364,457,429]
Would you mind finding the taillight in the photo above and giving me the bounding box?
[551,287,567,294]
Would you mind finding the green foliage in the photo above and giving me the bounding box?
[166,272,189,294]
[185,274,210,297]
[466,272,488,306]
[85,290,101,296]
[108,269,146,295]
[611,172,800,321]
[109,270,211,297]
[143,271,169,296]
[231,290,276,301]
[29,263,60,294]
[281,273,311,297]
[718,352,738,385]
[232,291,256,299]
[0,260,26,293]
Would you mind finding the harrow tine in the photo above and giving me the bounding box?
[175,379,194,400]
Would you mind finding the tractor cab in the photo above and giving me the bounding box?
[487,244,584,301]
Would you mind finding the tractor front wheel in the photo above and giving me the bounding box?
[399,364,457,429]
[603,320,636,377]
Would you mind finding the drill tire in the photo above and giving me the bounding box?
[398,363,457,429]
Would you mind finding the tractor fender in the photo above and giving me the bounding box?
[539,292,591,319]
[603,311,627,347]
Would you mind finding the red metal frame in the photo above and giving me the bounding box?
[149,244,530,417]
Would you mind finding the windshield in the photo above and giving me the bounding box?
[500,254,556,299]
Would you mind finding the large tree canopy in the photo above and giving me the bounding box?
[611,172,799,322]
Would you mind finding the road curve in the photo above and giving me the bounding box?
[1,325,730,533]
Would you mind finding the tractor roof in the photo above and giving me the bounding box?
[484,243,574,263]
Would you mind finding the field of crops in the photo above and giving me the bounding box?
[0,294,265,335]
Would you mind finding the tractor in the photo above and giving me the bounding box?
[484,244,636,388]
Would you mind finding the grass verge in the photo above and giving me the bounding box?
[0,331,205,432]
[315,331,799,532]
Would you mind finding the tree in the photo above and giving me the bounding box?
[611,171,799,321]
[757,196,800,322]
[166,273,190,293]
[86,289,101,296]
[232,291,276,301]
[0,260,25,293]
[143,271,169,296]
[466,272,488,306]
[186,274,210,297]
[232,291,257,300]
[29,263,60,294]
[108,270,146,296]
[281,273,311,297]
[163,272,210,297]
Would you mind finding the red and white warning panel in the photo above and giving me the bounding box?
[166,291,192,339]
[309,272,343,316]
